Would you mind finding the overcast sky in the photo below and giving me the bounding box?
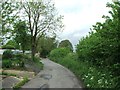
[53,0,113,48]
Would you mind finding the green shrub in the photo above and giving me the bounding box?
[50,52,116,88]
[2,59,24,68]
[2,45,15,49]
[40,49,49,58]
[33,57,43,70]
[14,54,24,60]
[13,77,29,89]
[2,59,12,68]
[35,61,43,70]
[65,53,78,61]
[75,3,120,88]
[2,52,25,68]
[11,60,24,68]
[2,50,14,59]
[20,54,31,60]
[49,47,71,62]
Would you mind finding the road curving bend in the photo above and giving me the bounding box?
[22,58,83,88]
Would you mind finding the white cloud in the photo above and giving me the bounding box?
[54,0,113,47]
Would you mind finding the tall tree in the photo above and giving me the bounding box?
[14,21,31,53]
[58,40,73,52]
[37,35,57,57]
[21,1,64,60]
[1,1,19,45]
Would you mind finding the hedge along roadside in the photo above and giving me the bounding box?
[49,48,116,88]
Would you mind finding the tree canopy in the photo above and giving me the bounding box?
[20,0,64,60]
[76,2,120,88]
[37,35,57,57]
[14,21,31,53]
[1,1,19,45]
[58,40,73,52]
[1,0,64,61]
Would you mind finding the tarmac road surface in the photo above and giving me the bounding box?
[22,58,83,88]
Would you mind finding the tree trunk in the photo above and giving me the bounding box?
[23,50,25,54]
[31,36,36,61]
[31,45,36,61]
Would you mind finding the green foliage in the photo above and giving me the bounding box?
[1,1,19,44]
[2,59,12,68]
[50,52,116,88]
[6,40,19,48]
[37,35,57,58]
[20,1,64,61]
[76,2,120,71]
[64,53,78,61]
[2,50,26,68]
[76,2,120,88]
[14,21,31,53]
[2,59,24,69]
[2,40,19,49]
[2,45,15,49]
[49,3,120,87]
[34,57,43,70]
[58,40,73,52]
[2,50,14,59]
[24,56,43,73]
[49,47,71,62]
[13,77,29,89]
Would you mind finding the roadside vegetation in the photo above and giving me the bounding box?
[49,2,120,88]
[1,0,63,61]
[1,0,120,89]
[2,50,24,69]
[1,49,43,89]
[2,49,43,72]
[49,50,116,88]
[1,0,62,89]
[13,77,29,89]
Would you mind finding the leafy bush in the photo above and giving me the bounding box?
[2,50,14,59]
[75,2,120,88]
[49,47,71,62]
[13,77,29,89]
[12,60,24,68]
[49,2,120,88]
[2,45,15,49]
[2,59,24,68]
[14,53,24,60]
[58,40,73,52]
[50,52,116,88]
[37,36,57,58]
[2,52,26,68]
[40,49,49,58]
[2,40,19,49]
[2,59,12,68]
[65,53,78,61]
[33,57,43,70]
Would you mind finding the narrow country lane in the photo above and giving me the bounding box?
[22,58,82,88]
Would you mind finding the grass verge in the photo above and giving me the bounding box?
[13,77,29,89]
